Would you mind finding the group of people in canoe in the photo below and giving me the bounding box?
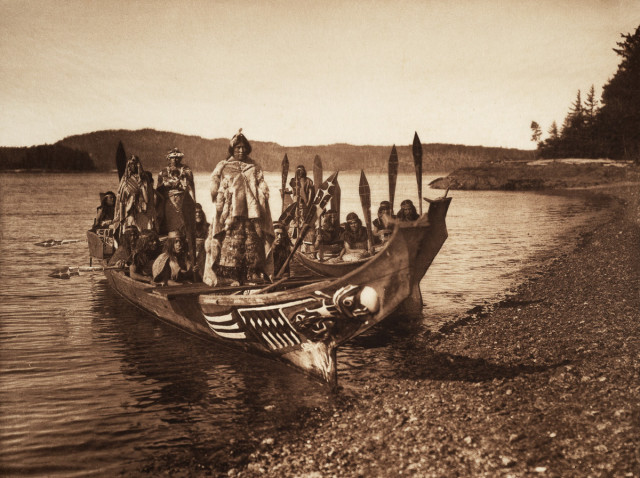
[92,129,422,287]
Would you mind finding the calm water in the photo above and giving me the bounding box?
[0,172,611,476]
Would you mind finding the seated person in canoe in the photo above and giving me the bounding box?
[204,129,274,287]
[373,201,394,246]
[108,225,140,268]
[271,221,293,277]
[396,199,420,222]
[314,209,344,260]
[338,212,370,262]
[152,230,195,285]
[92,191,116,231]
[129,229,161,283]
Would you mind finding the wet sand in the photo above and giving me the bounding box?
[217,184,639,477]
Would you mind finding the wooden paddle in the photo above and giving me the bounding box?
[275,171,340,278]
[359,170,374,253]
[331,176,341,220]
[116,140,127,181]
[388,144,398,212]
[313,155,323,228]
[281,153,289,214]
[34,239,84,247]
[313,155,323,191]
[48,265,123,279]
[412,132,423,215]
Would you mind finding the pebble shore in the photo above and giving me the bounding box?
[221,184,639,478]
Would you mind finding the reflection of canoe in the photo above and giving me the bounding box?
[91,197,451,386]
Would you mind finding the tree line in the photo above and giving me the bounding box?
[531,24,640,161]
[0,144,95,171]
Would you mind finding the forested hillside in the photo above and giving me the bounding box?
[0,144,95,171]
[55,129,531,173]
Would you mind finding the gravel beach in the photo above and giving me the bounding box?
[215,184,639,478]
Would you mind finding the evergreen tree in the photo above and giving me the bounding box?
[598,24,640,159]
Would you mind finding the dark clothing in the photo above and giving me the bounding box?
[343,227,368,249]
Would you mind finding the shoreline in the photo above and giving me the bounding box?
[222,184,639,477]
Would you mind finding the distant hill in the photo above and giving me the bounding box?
[0,144,95,171]
[0,128,532,173]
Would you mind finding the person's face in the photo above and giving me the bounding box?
[168,157,179,168]
[233,144,248,161]
[173,238,183,254]
[148,238,159,251]
[106,195,115,206]
[348,220,358,232]
[128,160,138,174]
[379,207,390,218]
[401,204,412,215]
[274,229,285,245]
[195,210,204,223]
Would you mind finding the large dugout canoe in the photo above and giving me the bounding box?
[94,197,451,386]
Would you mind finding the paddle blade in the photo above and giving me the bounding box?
[281,154,289,214]
[412,132,423,215]
[388,145,398,211]
[279,202,297,226]
[116,141,127,180]
[313,155,323,190]
[359,170,371,210]
[330,177,341,219]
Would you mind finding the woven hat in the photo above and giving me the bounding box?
[166,148,184,160]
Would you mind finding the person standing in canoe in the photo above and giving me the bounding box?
[203,130,274,287]
[156,148,197,267]
[194,203,210,281]
[113,155,156,236]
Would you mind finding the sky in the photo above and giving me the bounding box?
[1,0,639,149]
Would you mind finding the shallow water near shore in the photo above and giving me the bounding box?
[0,172,613,475]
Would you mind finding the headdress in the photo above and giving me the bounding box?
[228,128,252,155]
[167,230,184,239]
[273,221,286,232]
[166,148,184,160]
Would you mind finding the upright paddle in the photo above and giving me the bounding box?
[116,140,127,181]
[313,155,323,192]
[331,177,341,220]
[275,171,340,278]
[313,155,323,228]
[359,170,374,254]
[412,132,423,215]
[281,153,289,214]
[388,144,398,212]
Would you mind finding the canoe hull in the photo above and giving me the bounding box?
[97,197,451,385]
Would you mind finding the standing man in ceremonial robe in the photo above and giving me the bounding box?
[156,148,196,269]
[203,130,274,286]
[113,155,156,236]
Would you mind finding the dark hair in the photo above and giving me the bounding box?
[135,229,159,254]
[228,133,252,156]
